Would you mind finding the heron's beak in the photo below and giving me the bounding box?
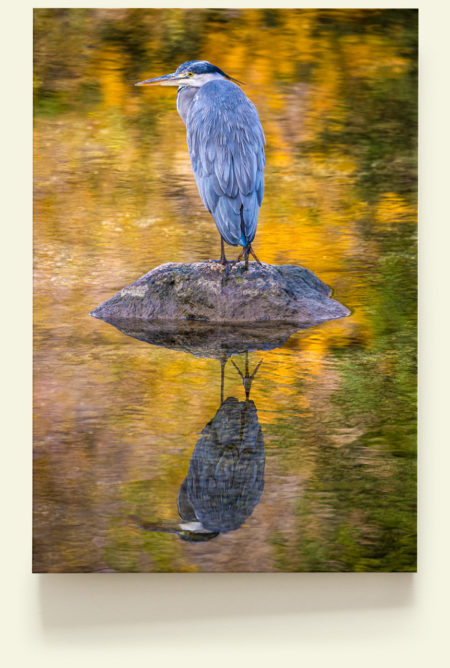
[135,72,186,87]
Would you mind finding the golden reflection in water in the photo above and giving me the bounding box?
[33,9,417,572]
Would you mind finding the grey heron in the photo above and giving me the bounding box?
[136,60,265,270]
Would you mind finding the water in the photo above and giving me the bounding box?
[33,8,417,572]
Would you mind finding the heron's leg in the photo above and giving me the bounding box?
[220,238,227,263]
[219,238,238,277]
[207,238,234,274]
[244,246,248,271]
[235,244,262,267]
[248,245,262,265]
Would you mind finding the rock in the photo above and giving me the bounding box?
[91,261,350,327]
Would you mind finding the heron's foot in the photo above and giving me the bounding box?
[207,258,235,272]
[205,258,236,276]
[221,259,236,278]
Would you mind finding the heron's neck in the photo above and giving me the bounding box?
[176,86,198,124]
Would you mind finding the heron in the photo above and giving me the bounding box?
[136,60,265,271]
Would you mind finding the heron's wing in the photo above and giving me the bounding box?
[187,80,265,246]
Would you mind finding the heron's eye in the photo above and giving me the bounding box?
[187,72,194,77]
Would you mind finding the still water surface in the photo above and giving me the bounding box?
[33,9,417,571]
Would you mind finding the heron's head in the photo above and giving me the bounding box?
[135,60,243,88]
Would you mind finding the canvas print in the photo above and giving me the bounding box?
[33,8,417,572]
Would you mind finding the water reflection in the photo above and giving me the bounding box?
[132,354,264,541]
[94,316,302,358]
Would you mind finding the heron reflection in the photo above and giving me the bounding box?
[133,354,264,541]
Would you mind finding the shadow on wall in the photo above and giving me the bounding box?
[38,572,415,635]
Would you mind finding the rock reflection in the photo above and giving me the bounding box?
[133,354,264,541]
[96,316,301,358]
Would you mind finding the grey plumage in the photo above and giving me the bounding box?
[136,60,265,252]
[182,80,265,246]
